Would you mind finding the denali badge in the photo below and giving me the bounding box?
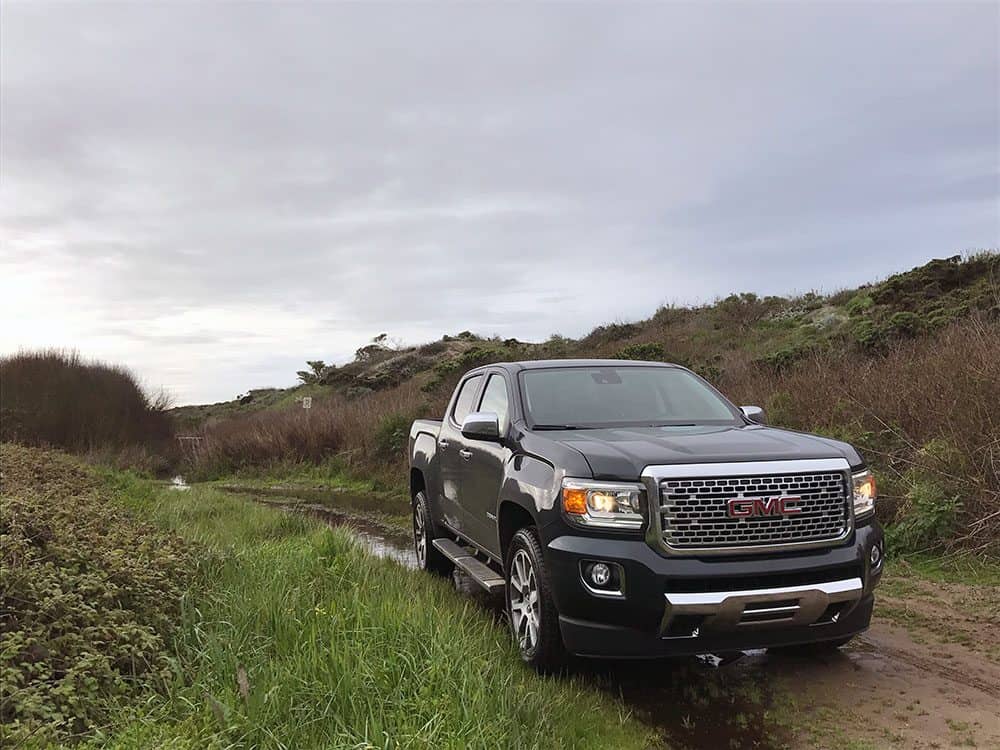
[727,496,802,518]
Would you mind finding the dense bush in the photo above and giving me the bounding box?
[373,412,415,459]
[0,350,174,455]
[616,342,664,361]
[0,444,198,744]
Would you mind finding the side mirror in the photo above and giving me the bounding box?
[740,405,766,424]
[461,411,501,441]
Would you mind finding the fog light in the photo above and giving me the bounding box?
[590,562,612,586]
[870,543,882,569]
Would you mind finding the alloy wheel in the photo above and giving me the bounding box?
[413,506,427,567]
[509,549,540,653]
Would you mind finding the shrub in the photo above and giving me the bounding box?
[374,412,414,459]
[0,350,173,455]
[887,474,963,553]
[616,342,664,361]
[758,342,816,369]
[0,444,198,744]
[886,311,924,337]
[585,321,641,342]
[713,293,780,331]
[433,345,508,377]
[851,319,882,349]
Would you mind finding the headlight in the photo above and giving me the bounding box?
[852,469,877,519]
[561,478,644,530]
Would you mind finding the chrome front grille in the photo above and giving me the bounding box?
[655,465,851,553]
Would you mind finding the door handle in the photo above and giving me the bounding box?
[438,439,450,449]
[459,449,473,460]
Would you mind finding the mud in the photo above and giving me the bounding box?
[265,499,417,568]
[232,484,1000,750]
[216,483,407,515]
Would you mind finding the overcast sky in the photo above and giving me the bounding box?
[1,2,997,404]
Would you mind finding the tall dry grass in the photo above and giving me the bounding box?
[189,317,998,551]
[0,350,174,457]
[190,380,438,484]
[724,316,1000,550]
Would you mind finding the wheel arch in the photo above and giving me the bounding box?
[409,467,426,504]
[498,500,536,564]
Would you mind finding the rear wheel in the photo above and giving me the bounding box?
[506,527,567,672]
[412,491,452,576]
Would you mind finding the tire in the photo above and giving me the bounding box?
[505,527,568,672]
[412,491,453,576]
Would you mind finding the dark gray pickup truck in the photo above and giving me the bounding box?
[408,360,883,670]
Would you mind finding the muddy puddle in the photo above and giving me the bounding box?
[217,483,407,515]
[267,499,417,568]
[222,485,1000,750]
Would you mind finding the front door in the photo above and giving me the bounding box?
[437,373,483,534]
[460,372,512,558]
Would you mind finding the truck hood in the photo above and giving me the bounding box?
[552,424,862,480]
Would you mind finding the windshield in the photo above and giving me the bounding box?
[520,366,740,428]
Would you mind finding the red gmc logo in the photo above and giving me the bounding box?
[727,496,802,518]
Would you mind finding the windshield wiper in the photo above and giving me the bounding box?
[532,424,589,431]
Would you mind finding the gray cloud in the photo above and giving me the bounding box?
[1,1,997,403]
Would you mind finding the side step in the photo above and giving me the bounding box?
[432,539,506,595]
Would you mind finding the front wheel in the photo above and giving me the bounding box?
[413,491,452,575]
[506,527,567,672]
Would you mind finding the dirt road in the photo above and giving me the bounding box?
[229,487,1000,750]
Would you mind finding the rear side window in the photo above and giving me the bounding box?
[478,374,509,432]
[452,375,483,425]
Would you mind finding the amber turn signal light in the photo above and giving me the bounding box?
[562,487,589,515]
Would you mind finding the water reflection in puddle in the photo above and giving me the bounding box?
[169,476,191,491]
[273,501,417,568]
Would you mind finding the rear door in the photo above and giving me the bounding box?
[437,373,483,534]
[460,371,513,557]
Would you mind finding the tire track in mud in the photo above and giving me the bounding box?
[858,632,1000,700]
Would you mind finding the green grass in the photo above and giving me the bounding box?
[890,553,1000,586]
[209,456,384,494]
[92,478,650,749]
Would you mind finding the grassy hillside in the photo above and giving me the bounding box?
[176,253,998,416]
[182,253,999,554]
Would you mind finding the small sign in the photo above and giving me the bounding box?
[302,396,312,410]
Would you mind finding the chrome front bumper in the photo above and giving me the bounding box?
[661,577,864,636]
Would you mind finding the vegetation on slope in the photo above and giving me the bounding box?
[182,253,999,554]
[0,444,197,745]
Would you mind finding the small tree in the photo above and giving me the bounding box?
[355,333,401,362]
[296,360,328,385]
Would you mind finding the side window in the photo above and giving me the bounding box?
[451,375,483,425]
[478,374,509,432]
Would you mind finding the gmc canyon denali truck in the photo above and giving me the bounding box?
[408,360,883,670]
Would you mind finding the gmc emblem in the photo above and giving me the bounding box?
[727,496,802,518]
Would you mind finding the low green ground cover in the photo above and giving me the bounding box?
[0,445,198,745]
[91,480,650,749]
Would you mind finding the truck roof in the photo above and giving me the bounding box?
[472,359,683,373]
